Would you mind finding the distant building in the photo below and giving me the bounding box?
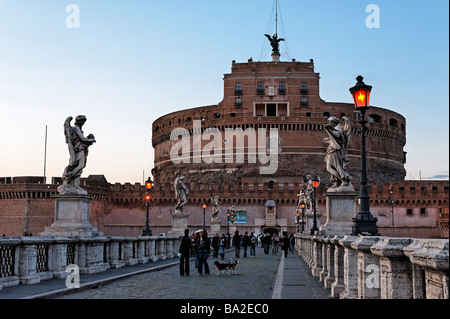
[0,58,448,238]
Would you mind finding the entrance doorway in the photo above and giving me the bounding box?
[263,227,279,236]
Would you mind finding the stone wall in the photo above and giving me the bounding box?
[295,234,449,299]
[0,235,180,290]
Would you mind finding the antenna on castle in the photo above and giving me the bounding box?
[275,0,278,36]
[262,0,288,62]
[43,125,47,184]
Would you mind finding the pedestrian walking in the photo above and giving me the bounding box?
[289,234,295,254]
[219,233,226,260]
[282,234,290,258]
[179,229,192,276]
[194,230,210,275]
[212,233,220,258]
[242,231,249,257]
[249,232,256,257]
[232,230,241,258]
[263,233,271,255]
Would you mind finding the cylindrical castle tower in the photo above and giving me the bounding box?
[152,58,406,189]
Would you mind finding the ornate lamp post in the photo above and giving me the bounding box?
[388,189,395,237]
[142,177,153,236]
[310,176,320,235]
[202,202,207,231]
[349,75,380,236]
[296,208,300,233]
[227,210,230,235]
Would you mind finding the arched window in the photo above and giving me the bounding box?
[389,118,398,127]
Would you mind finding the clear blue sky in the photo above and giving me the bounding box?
[0,0,448,184]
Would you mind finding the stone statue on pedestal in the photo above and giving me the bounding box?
[174,176,189,215]
[58,115,96,195]
[324,116,354,192]
[229,205,237,224]
[211,196,221,221]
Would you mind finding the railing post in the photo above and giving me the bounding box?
[351,236,382,299]
[323,236,336,289]
[18,237,40,285]
[406,239,449,299]
[330,235,345,298]
[371,237,413,299]
[338,235,359,299]
[157,236,167,260]
[319,236,329,282]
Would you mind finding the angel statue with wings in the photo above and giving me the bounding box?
[264,33,285,54]
[324,116,353,191]
[58,115,96,195]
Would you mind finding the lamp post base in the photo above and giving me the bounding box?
[142,228,152,236]
[351,214,380,236]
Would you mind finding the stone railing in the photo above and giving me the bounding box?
[295,234,449,299]
[0,235,181,290]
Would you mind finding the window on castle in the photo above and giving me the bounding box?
[253,102,289,117]
[235,82,242,95]
[257,82,264,95]
[279,82,286,95]
[301,97,308,106]
[301,82,308,94]
[267,104,276,116]
[406,209,413,216]
[420,208,426,215]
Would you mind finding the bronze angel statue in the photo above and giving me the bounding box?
[324,116,353,190]
[58,115,96,195]
[265,33,285,54]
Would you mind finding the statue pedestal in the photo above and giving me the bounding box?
[320,191,358,236]
[168,210,190,237]
[40,194,102,237]
[210,220,221,234]
[272,52,280,62]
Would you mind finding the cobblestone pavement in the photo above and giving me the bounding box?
[56,247,281,299]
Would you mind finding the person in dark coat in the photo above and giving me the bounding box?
[282,234,290,258]
[211,233,220,258]
[194,230,211,275]
[179,229,192,276]
[232,230,241,258]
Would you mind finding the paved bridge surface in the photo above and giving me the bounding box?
[1,247,331,300]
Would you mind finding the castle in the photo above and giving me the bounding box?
[0,57,448,239]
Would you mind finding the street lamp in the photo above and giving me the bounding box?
[388,189,395,237]
[227,210,230,235]
[310,175,320,235]
[142,177,153,236]
[349,75,380,236]
[202,202,207,231]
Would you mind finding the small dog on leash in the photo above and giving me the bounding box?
[228,258,240,275]
[213,258,240,276]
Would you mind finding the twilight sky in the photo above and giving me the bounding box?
[0,0,448,184]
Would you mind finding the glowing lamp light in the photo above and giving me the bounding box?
[349,75,372,110]
[145,177,153,190]
[202,203,207,209]
[145,194,151,201]
[311,176,320,188]
[300,202,306,209]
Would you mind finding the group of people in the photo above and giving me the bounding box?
[260,233,295,257]
[178,229,296,276]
